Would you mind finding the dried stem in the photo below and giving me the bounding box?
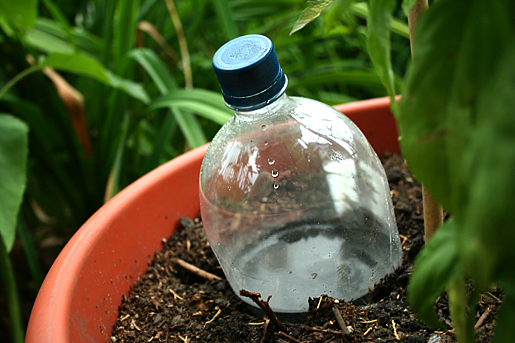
[164,0,192,89]
[173,258,222,281]
[407,0,443,240]
[332,306,351,335]
[239,289,288,333]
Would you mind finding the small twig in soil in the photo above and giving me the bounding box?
[392,320,400,341]
[120,314,130,322]
[178,335,189,343]
[475,307,493,330]
[173,258,222,281]
[274,331,301,343]
[205,308,222,325]
[332,305,351,335]
[316,296,324,309]
[131,319,141,331]
[486,292,503,304]
[239,289,288,332]
[168,288,184,301]
[363,326,373,336]
[261,318,270,343]
[300,324,344,336]
[359,319,377,324]
[248,322,265,326]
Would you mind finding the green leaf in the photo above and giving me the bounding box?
[0,114,29,252]
[290,0,336,35]
[213,0,238,39]
[366,0,398,116]
[128,49,177,94]
[0,0,37,30]
[148,92,232,126]
[495,293,515,343]
[40,53,150,104]
[322,0,356,34]
[350,2,410,39]
[408,220,460,328]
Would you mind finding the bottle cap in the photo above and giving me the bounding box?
[213,34,287,110]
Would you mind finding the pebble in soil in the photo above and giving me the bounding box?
[111,153,501,343]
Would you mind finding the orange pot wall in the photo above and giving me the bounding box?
[26,97,399,343]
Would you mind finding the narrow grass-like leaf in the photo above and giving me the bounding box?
[0,114,29,252]
[40,53,150,103]
[290,0,336,35]
[148,98,232,126]
[129,48,177,93]
[212,0,238,39]
[130,49,212,148]
[171,107,207,148]
[366,0,398,115]
[351,2,410,39]
[0,239,24,343]
[0,0,37,29]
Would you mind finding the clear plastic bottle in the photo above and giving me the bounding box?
[200,34,402,314]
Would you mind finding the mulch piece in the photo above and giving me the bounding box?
[111,153,501,343]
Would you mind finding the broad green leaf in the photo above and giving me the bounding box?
[408,220,460,328]
[459,39,515,290]
[290,0,336,35]
[40,53,150,104]
[0,0,37,29]
[0,114,29,252]
[366,0,398,116]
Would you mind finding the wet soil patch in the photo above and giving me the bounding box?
[112,154,500,342]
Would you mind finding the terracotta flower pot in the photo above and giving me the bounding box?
[26,97,399,343]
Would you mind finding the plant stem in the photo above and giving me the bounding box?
[408,0,428,57]
[407,0,444,240]
[165,0,193,89]
[422,186,444,240]
[0,239,25,343]
[0,65,41,101]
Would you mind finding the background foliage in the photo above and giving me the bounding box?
[0,0,410,341]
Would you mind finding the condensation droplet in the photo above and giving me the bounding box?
[268,158,275,165]
[271,169,279,178]
[311,273,318,279]
[264,141,268,146]
[261,125,266,130]
[217,242,221,246]
[273,183,280,190]
[288,270,292,274]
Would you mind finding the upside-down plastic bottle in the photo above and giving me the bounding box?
[200,34,402,314]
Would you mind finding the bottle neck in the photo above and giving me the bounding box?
[233,93,291,121]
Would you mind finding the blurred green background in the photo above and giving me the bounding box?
[0,0,410,341]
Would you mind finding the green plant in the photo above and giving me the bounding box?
[292,0,515,342]
[1,0,406,341]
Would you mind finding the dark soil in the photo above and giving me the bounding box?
[111,154,501,343]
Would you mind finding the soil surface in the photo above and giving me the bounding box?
[111,154,501,343]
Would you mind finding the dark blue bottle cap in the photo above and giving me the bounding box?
[213,35,287,110]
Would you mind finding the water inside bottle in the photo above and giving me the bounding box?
[200,188,400,313]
